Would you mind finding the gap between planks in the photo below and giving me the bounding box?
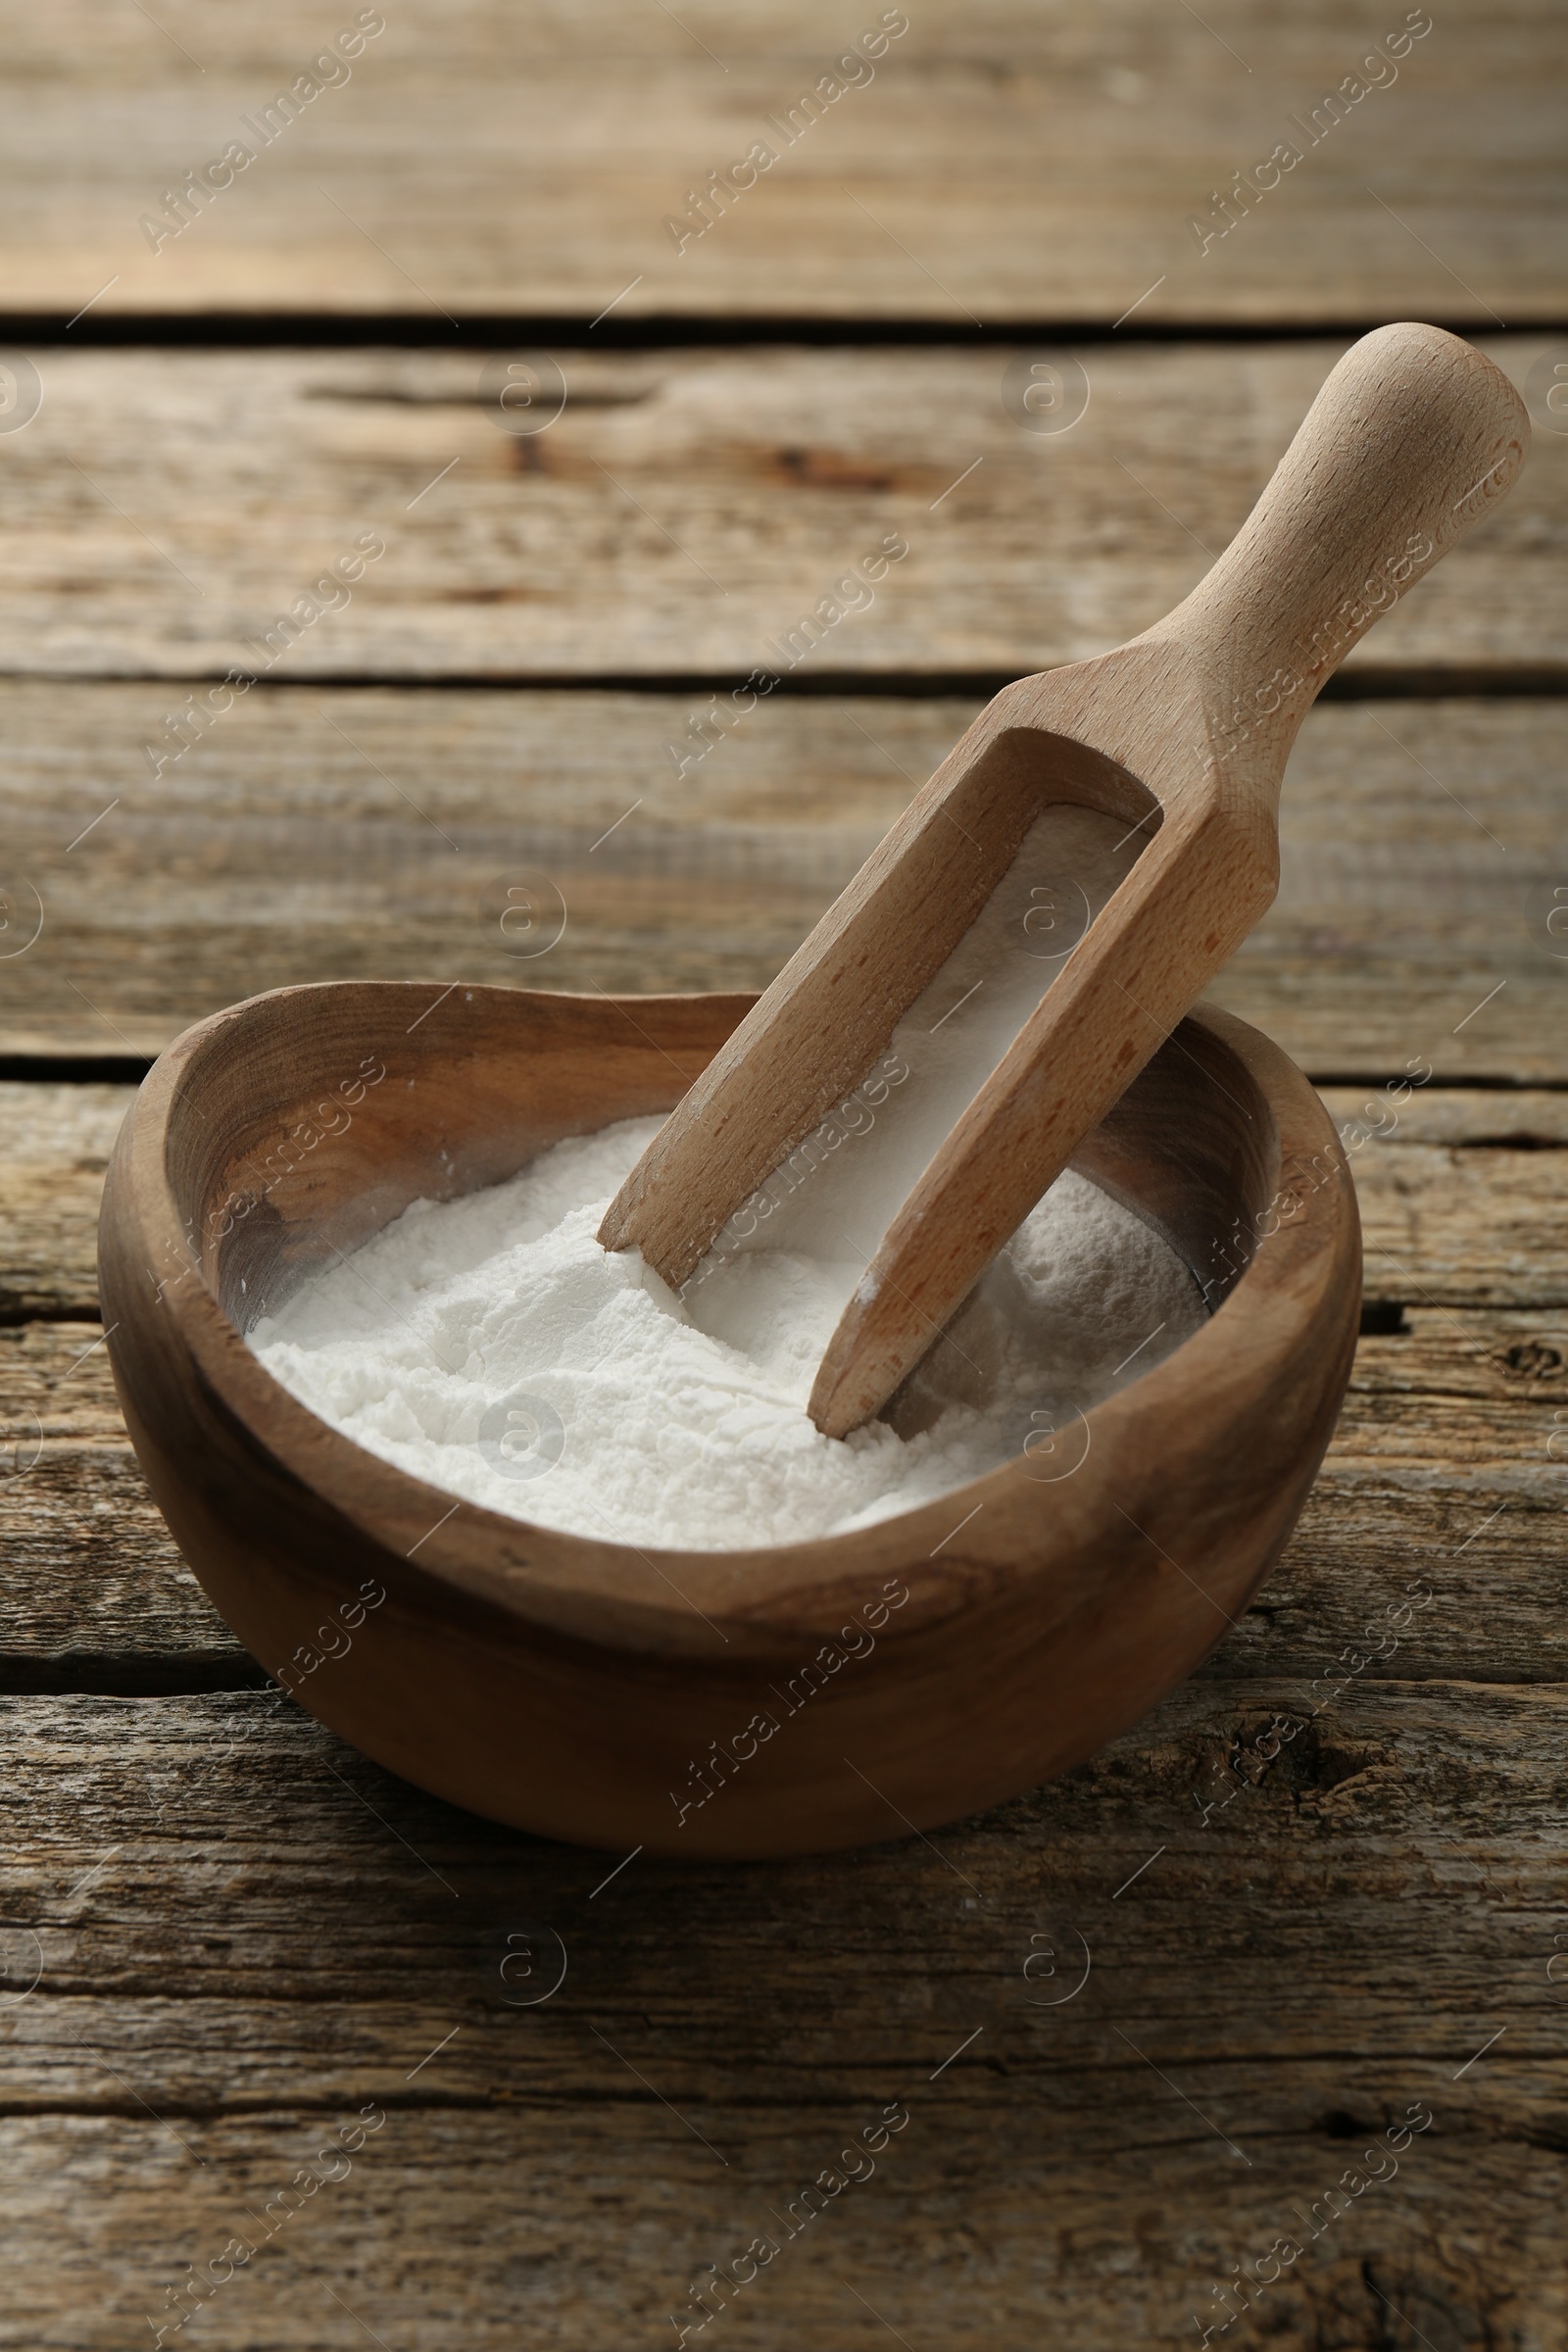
[13,316,1568,351]
[6,1065,1568,1091]
[6,669,1567,699]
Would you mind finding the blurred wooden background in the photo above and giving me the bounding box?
[1,3,1566,2347]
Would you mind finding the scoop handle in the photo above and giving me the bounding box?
[1145,322,1527,794]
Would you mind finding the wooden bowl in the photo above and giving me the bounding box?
[98,983,1359,1859]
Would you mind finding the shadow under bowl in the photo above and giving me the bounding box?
[98,983,1359,1858]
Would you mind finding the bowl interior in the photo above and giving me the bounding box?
[164,986,1275,1350]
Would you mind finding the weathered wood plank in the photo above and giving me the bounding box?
[0,2115,1558,2350]
[0,344,1559,683]
[2,688,1565,1071]
[12,1680,1560,2084]
[1350,1144,1568,1311]
[1318,1089,1568,1148]
[0,1084,129,1318]
[3,2,1561,322]
[0,2124,1553,2352]
[0,1684,1560,2348]
[0,1319,252,1678]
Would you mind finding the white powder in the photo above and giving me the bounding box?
[252,1116,1201,1549]
[251,800,1212,1552]
[252,805,1206,1549]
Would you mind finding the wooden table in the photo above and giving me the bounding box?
[2,5,1566,2344]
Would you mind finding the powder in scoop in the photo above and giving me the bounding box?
[251,1114,1204,1550]
[680,800,1148,1354]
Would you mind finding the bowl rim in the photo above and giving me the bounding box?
[104,981,1353,1651]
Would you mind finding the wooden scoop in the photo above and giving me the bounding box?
[600,322,1527,1437]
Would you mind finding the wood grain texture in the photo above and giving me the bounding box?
[0,342,1561,683]
[0,1325,256,1682]
[0,0,1562,2325]
[0,1681,1560,2349]
[1,688,1564,1068]
[0,1084,130,1318]
[2,1,1561,321]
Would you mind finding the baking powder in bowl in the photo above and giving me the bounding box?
[251,806,1206,1548]
[250,1117,1202,1549]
